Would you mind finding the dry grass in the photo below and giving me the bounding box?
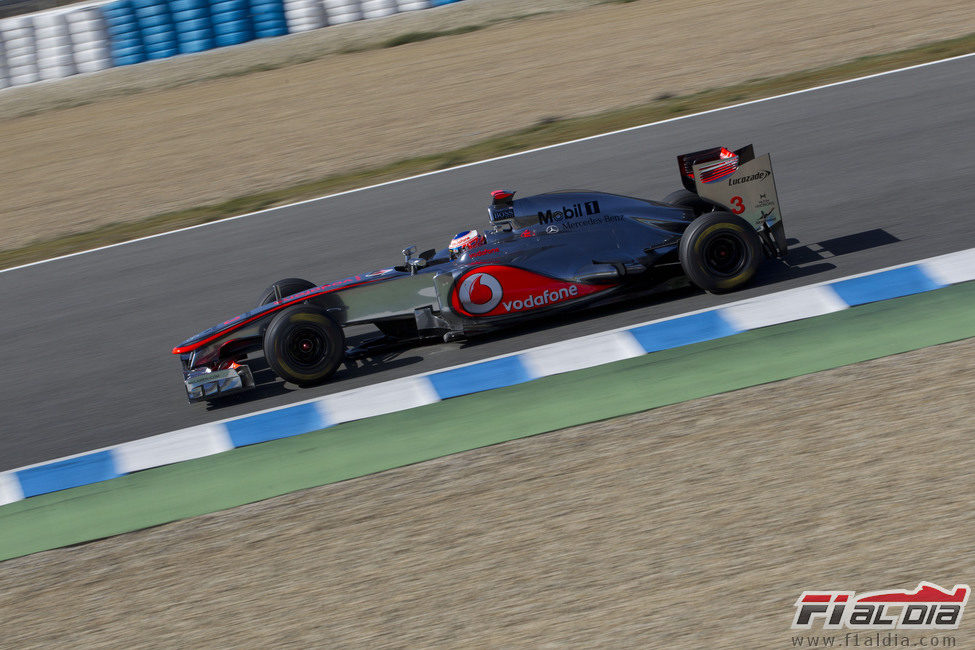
[2,0,973,265]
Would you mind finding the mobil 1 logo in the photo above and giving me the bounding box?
[538,200,600,224]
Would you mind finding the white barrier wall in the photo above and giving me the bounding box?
[1,15,39,86]
[0,39,7,88]
[33,11,76,79]
[0,0,460,89]
[396,0,430,10]
[66,7,112,73]
[322,0,360,25]
[360,0,396,20]
[282,0,325,33]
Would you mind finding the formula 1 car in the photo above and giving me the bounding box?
[173,144,786,402]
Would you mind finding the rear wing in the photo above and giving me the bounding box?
[676,144,783,238]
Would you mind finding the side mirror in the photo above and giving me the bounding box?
[402,245,417,264]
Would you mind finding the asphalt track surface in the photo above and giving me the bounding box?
[2,56,975,471]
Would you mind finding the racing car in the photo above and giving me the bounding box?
[173,144,786,402]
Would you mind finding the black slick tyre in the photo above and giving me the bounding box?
[662,188,714,217]
[263,305,345,386]
[679,211,762,293]
[258,278,317,306]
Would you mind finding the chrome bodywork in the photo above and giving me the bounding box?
[173,145,784,402]
[183,365,255,402]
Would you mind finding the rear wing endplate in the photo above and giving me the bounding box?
[677,143,786,256]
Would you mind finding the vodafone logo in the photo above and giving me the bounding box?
[457,272,502,314]
[451,265,612,318]
[502,285,578,312]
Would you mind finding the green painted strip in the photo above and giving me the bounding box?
[3,282,974,561]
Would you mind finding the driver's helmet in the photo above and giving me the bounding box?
[449,229,485,255]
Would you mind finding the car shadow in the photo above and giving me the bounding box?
[454,284,703,349]
[786,228,901,264]
[747,258,836,287]
[205,337,429,410]
[750,228,900,288]
[339,352,427,379]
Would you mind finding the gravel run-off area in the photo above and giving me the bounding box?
[2,0,973,250]
[1,337,973,646]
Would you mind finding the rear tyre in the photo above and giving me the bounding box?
[258,277,316,306]
[662,188,714,217]
[263,305,345,386]
[679,211,762,293]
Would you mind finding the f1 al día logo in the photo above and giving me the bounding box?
[792,582,970,630]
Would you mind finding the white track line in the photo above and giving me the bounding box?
[3,51,973,276]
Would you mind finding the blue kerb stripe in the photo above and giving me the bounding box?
[225,402,329,447]
[428,355,533,400]
[16,450,120,498]
[628,310,741,353]
[829,266,943,307]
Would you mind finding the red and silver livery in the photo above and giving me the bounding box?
[173,144,786,402]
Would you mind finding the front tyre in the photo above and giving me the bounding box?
[679,211,762,293]
[263,305,345,386]
[258,278,317,306]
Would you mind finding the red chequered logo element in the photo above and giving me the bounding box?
[451,266,611,317]
[792,582,970,630]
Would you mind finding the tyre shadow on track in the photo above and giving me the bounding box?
[203,339,429,411]
[745,227,900,289]
[782,228,900,265]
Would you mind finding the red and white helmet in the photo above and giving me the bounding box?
[449,229,485,255]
